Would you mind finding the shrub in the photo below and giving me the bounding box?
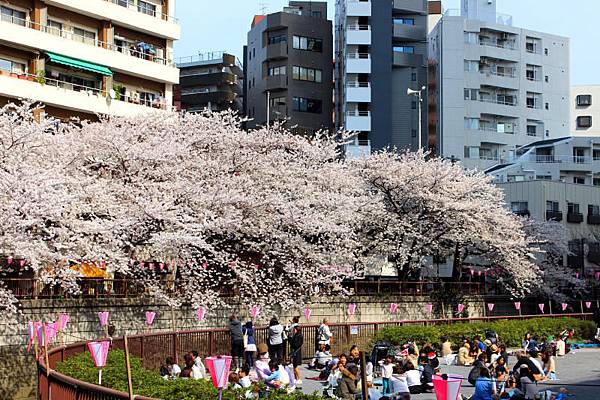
[373,317,595,349]
[56,350,320,400]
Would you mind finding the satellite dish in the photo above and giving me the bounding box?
[109,89,116,99]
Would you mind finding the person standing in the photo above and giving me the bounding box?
[594,307,600,339]
[289,324,304,386]
[243,321,257,367]
[317,318,333,350]
[268,317,284,362]
[228,314,244,369]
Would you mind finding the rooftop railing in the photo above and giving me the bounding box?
[102,0,179,23]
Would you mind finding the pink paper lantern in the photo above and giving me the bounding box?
[196,307,206,322]
[457,304,465,313]
[145,311,156,326]
[19,259,26,267]
[205,355,232,388]
[304,308,312,321]
[58,313,70,331]
[433,373,463,400]
[469,269,474,276]
[347,303,357,316]
[586,301,592,309]
[487,303,495,312]
[36,323,46,348]
[98,311,109,327]
[390,303,399,314]
[27,321,36,352]
[7,257,12,264]
[46,322,58,344]
[538,303,545,313]
[561,303,568,311]
[87,340,110,385]
[576,272,580,279]
[514,302,521,310]
[425,304,433,314]
[595,272,600,281]
[250,305,260,319]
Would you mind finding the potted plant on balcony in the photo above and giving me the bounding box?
[112,84,124,101]
[18,73,27,80]
[35,70,46,85]
[9,71,18,78]
[0,69,8,77]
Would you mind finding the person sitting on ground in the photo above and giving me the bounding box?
[518,365,538,399]
[427,351,439,369]
[190,351,206,378]
[472,367,497,400]
[336,365,361,400]
[512,350,542,381]
[498,344,510,367]
[541,351,557,380]
[527,336,539,354]
[179,353,200,379]
[458,341,475,366]
[159,356,181,379]
[309,343,332,370]
[390,365,410,396]
[255,343,272,382]
[347,345,361,366]
[468,353,488,386]
[441,335,455,365]
[420,358,436,393]
[406,346,419,369]
[265,360,282,385]
[528,350,545,379]
[229,372,242,389]
[404,362,423,394]
[239,364,252,388]
[522,333,532,352]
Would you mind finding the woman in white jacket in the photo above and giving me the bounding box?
[268,317,284,361]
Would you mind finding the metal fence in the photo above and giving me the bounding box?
[38,313,593,400]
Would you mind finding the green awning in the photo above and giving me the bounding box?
[46,52,113,77]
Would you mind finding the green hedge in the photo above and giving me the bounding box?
[56,350,320,400]
[373,317,595,349]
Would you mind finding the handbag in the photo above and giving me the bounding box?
[243,332,248,348]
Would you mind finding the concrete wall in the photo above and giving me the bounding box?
[1,295,486,399]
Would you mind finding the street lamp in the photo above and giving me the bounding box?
[407,85,426,151]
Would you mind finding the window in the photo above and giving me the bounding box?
[411,129,417,138]
[269,97,286,108]
[139,91,157,106]
[594,178,600,187]
[537,175,552,180]
[526,125,537,136]
[411,101,417,109]
[73,27,96,44]
[394,18,415,25]
[393,46,414,54]
[268,35,287,45]
[545,75,549,83]
[311,11,322,18]
[526,92,541,109]
[464,118,480,130]
[545,102,549,110]
[464,60,479,72]
[464,89,479,100]
[47,19,63,36]
[292,97,322,113]
[268,66,286,76]
[1,6,26,26]
[568,240,583,255]
[594,149,600,160]
[546,201,559,212]
[0,57,25,74]
[411,72,417,81]
[55,73,98,91]
[576,95,592,106]
[577,116,592,128]
[138,0,156,16]
[544,48,548,55]
[511,202,528,213]
[574,177,585,185]
[588,205,600,216]
[292,66,322,83]
[253,48,256,57]
[568,203,580,214]
[292,35,323,52]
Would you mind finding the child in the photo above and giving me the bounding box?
[265,360,281,385]
[310,343,332,370]
[229,372,242,389]
[239,364,252,388]
[379,355,394,395]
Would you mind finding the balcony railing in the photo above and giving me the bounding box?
[1,15,174,66]
[346,81,370,87]
[347,110,371,117]
[588,214,600,225]
[546,210,563,222]
[526,154,599,164]
[347,52,371,59]
[567,212,584,223]
[479,38,516,50]
[476,97,518,106]
[347,24,371,31]
[480,69,517,78]
[102,0,178,23]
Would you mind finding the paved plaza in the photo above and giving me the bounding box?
[298,349,600,399]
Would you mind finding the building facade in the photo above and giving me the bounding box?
[0,0,179,120]
[335,0,429,157]
[571,85,600,136]
[244,1,333,134]
[428,0,570,170]
[176,52,243,113]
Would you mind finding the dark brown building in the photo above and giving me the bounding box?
[244,1,333,134]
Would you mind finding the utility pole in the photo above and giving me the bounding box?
[266,90,270,131]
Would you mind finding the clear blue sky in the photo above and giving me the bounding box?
[174,0,599,85]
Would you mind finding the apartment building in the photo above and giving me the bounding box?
[176,52,243,113]
[571,85,600,136]
[244,1,333,134]
[428,0,570,170]
[499,180,600,274]
[335,0,429,157]
[0,0,179,120]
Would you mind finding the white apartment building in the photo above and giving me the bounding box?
[0,0,180,120]
[571,85,600,136]
[428,0,570,170]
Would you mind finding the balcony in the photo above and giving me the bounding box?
[346,53,371,74]
[44,0,180,40]
[514,210,530,217]
[346,81,371,102]
[392,52,423,67]
[346,0,371,16]
[345,139,371,159]
[588,214,600,225]
[393,0,427,14]
[546,211,563,222]
[266,42,288,61]
[0,71,171,116]
[0,15,178,84]
[345,110,371,131]
[393,24,426,41]
[347,25,371,45]
[567,213,584,223]
[265,75,288,91]
[525,154,599,165]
